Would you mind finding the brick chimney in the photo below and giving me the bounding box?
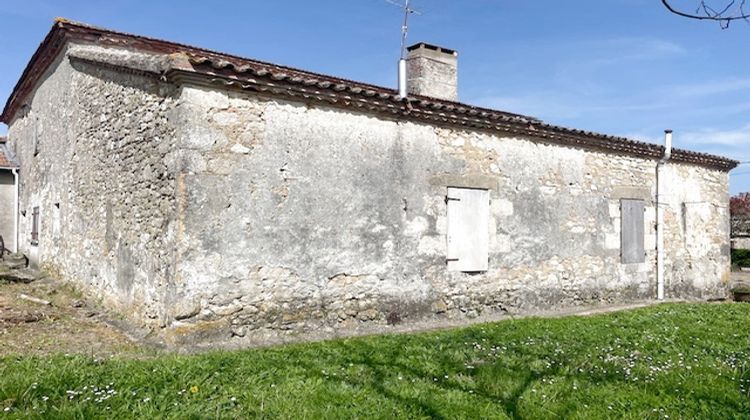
[405,43,458,101]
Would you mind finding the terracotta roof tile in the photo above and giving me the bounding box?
[0,142,18,169]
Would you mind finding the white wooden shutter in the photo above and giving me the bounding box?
[621,199,645,264]
[446,187,489,272]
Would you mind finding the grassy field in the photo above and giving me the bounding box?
[1,303,749,419]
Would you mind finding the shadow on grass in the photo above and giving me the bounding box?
[271,315,748,419]
[284,336,555,419]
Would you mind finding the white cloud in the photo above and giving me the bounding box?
[662,78,750,98]
[680,124,750,147]
[581,37,686,65]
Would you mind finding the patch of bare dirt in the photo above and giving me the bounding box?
[0,277,142,357]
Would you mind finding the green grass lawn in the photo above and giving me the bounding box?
[2,303,750,419]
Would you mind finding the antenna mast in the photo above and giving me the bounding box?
[399,0,415,59]
[386,0,420,98]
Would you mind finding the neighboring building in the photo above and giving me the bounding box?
[0,19,738,345]
[731,197,750,250]
[0,137,18,254]
[732,236,750,250]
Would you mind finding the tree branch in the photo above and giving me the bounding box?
[661,0,750,28]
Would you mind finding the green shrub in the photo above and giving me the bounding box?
[731,248,750,267]
[730,284,750,294]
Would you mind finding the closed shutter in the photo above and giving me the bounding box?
[621,199,645,263]
[447,187,489,272]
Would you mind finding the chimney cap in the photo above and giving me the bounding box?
[406,42,457,56]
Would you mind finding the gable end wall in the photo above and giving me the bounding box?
[7,45,179,324]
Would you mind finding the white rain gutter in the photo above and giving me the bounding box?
[656,129,672,300]
[11,168,19,253]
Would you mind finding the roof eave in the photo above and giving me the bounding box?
[1,21,70,124]
[169,66,740,172]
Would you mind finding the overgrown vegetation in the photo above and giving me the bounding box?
[733,248,750,268]
[1,303,749,418]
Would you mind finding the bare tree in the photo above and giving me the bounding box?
[661,0,750,28]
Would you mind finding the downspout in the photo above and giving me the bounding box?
[11,168,19,253]
[656,129,672,300]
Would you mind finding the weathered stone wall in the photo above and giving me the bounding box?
[0,171,14,252]
[7,45,179,324]
[5,44,731,346]
[168,83,730,345]
[660,164,731,295]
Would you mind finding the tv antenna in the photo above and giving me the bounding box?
[385,0,421,97]
[385,0,421,59]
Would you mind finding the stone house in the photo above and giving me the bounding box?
[0,19,738,345]
[0,137,19,254]
[732,236,750,251]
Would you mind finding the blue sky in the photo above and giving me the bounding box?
[1,0,749,193]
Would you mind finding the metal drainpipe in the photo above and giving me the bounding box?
[656,130,673,300]
[11,168,19,254]
[398,59,407,99]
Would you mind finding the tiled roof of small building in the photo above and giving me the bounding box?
[0,137,19,169]
[0,18,739,171]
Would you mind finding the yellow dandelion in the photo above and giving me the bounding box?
[190,386,199,394]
